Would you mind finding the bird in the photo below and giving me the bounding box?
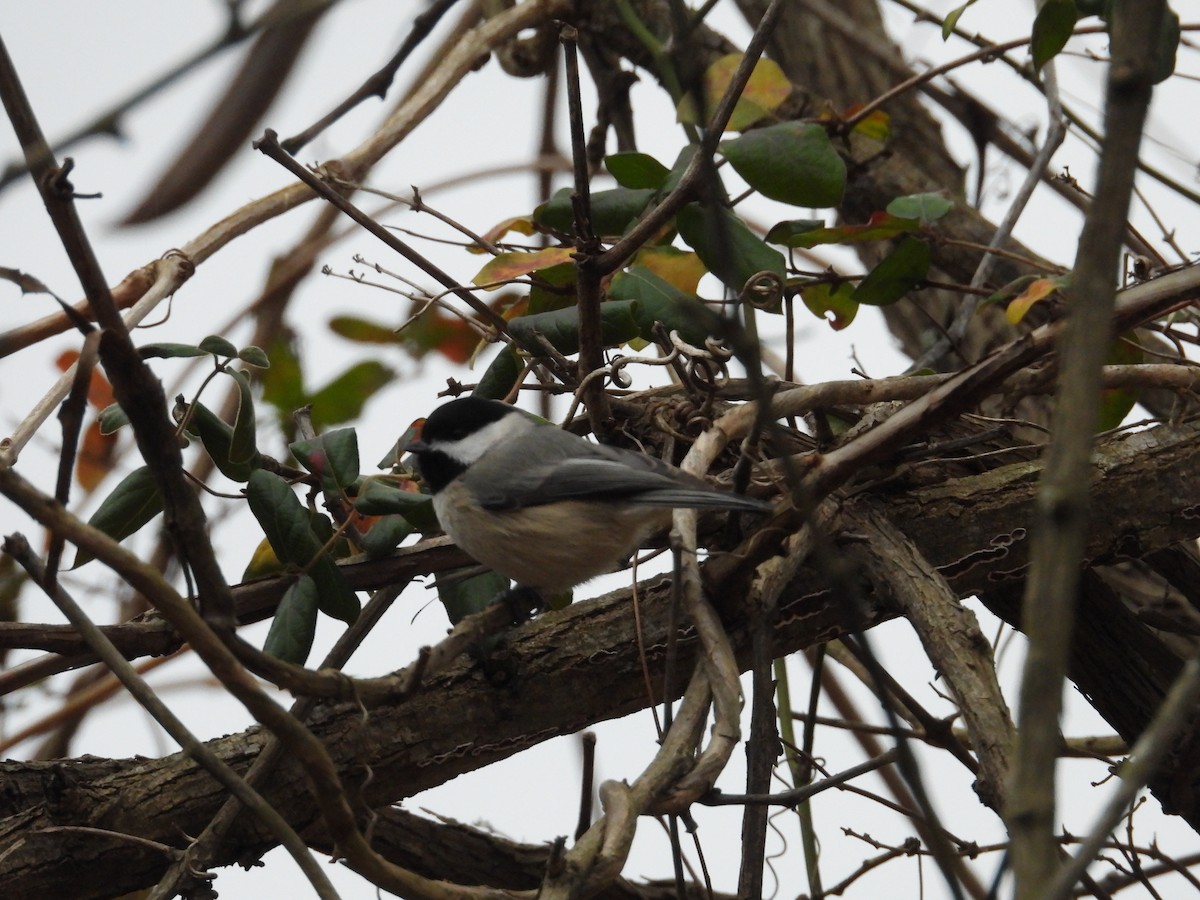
[405,396,772,596]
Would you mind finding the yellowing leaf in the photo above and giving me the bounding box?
[631,247,707,294]
[677,53,792,132]
[847,107,891,142]
[473,248,575,288]
[474,215,537,252]
[242,537,286,581]
[1005,277,1060,324]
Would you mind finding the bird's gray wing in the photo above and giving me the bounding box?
[471,428,768,512]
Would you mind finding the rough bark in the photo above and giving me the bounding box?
[3,419,1199,896]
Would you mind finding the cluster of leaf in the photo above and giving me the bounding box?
[79,335,440,663]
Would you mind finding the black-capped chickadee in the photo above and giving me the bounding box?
[406,397,772,595]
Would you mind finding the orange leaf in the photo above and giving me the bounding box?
[473,248,576,288]
[75,419,119,491]
[56,350,115,408]
[474,215,538,252]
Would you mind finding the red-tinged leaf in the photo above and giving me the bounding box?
[357,513,413,558]
[1005,277,1062,324]
[329,316,398,344]
[475,215,537,251]
[678,53,792,132]
[785,212,920,248]
[631,247,707,294]
[473,247,576,288]
[720,122,846,208]
[765,219,826,245]
[354,479,439,532]
[605,152,670,189]
[76,419,119,492]
[801,282,859,330]
[852,237,931,307]
[73,466,163,567]
[56,350,115,409]
[291,427,360,496]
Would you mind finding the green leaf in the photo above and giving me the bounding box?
[138,342,208,360]
[676,203,786,293]
[436,569,511,625]
[475,346,521,400]
[720,123,846,208]
[226,368,258,467]
[608,266,717,346]
[74,466,163,567]
[261,338,306,420]
[237,345,270,368]
[527,261,577,315]
[309,361,395,429]
[765,219,826,245]
[800,282,859,330]
[357,514,414,558]
[942,0,978,38]
[98,402,129,435]
[507,302,641,355]
[182,400,260,487]
[886,192,953,223]
[186,400,260,482]
[246,470,359,624]
[1097,334,1143,431]
[852,237,931,306]
[1031,0,1077,71]
[264,575,319,664]
[533,187,656,237]
[784,211,920,248]
[198,335,238,358]
[1151,9,1180,84]
[354,479,439,531]
[328,316,398,344]
[290,428,360,496]
[605,152,670,189]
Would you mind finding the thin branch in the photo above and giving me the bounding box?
[1009,2,1166,893]
[1,534,342,900]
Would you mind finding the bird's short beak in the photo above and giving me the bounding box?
[405,439,429,454]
